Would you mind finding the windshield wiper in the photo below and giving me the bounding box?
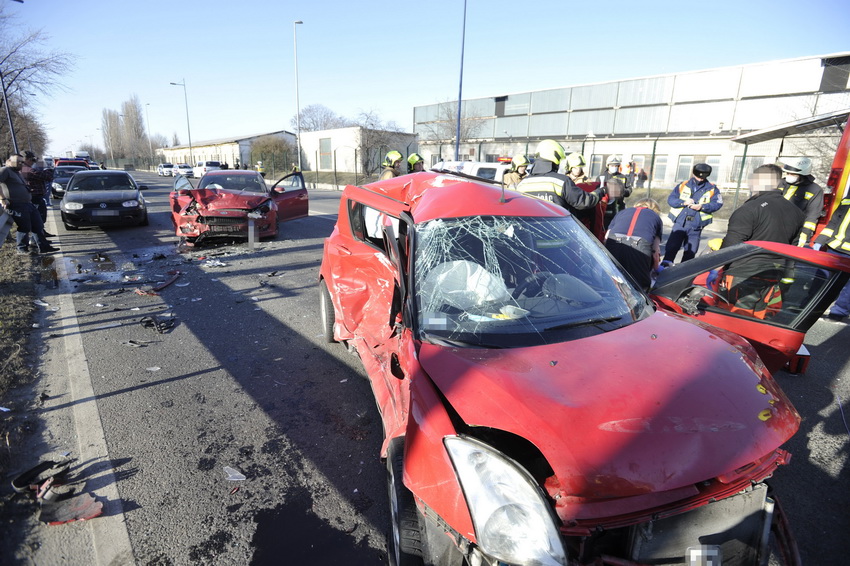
[543,315,624,332]
[421,333,503,349]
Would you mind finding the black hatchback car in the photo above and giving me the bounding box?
[51,165,88,198]
[60,170,149,229]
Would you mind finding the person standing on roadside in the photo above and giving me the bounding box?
[778,157,824,247]
[661,163,723,264]
[21,151,51,233]
[0,154,58,255]
[597,155,632,227]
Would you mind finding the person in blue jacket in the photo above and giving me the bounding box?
[662,163,723,264]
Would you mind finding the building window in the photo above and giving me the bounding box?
[652,156,668,183]
[589,155,603,179]
[485,154,500,163]
[729,156,766,184]
[675,156,694,183]
[319,138,332,170]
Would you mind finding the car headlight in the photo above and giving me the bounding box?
[52,182,63,190]
[122,200,140,208]
[63,202,83,210]
[445,436,566,566]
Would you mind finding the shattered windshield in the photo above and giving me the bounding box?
[414,215,650,347]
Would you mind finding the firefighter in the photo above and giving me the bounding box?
[661,163,723,264]
[604,198,663,290]
[380,150,403,180]
[779,156,824,246]
[516,140,606,216]
[814,196,850,322]
[407,153,425,173]
[502,154,529,189]
[598,155,632,227]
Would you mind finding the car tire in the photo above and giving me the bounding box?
[139,212,149,226]
[386,437,424,566]
[61,213,78,231]
[319,279,337,343]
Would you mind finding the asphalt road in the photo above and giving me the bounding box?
[5,172,850,565]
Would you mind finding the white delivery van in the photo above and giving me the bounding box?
[431,160,511,184]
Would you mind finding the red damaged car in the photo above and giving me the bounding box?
[318,171,850,566]
[169,170,307,246]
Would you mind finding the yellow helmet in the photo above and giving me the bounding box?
[535,139,566,165]
[407,153,424,173]
[383,150,403,168]
[511,154,530,170]
[566,152,586,170]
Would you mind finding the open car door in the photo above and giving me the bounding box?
[270,172,308,221]
[651,241,850,374]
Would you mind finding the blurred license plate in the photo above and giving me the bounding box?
[210,225,243,232]
[92,210,118,216]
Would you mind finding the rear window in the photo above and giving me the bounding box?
[206,161,220,167]
[163,163,173,167]
[476,167,497,180]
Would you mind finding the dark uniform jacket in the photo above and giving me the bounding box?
[598,171,632,220]
[516,160,604,215]
[815,197,850,255]
[720,190,805,248]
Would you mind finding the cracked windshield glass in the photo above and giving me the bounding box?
[414,215,651,347]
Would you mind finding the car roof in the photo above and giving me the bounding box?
[205,170,257,176]
[356,171,566,223]
[73,170,131,177]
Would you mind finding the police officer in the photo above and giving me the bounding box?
[598,155,632,227]
[502,154,529,190]
[407,153,425,173]
[662,163,723,264]
[516,140,605,216]
[779,157,824,246]
[814,197,850,322]
[380,150,403,180]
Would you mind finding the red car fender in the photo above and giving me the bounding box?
[403,357,476,544]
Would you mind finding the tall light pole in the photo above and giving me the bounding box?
[293,20,303,172]
[145,103,154,169]
[0,71,19,154]
[454,0,467,161]
[170,79,194,166]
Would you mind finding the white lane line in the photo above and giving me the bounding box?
[50,228,135,566]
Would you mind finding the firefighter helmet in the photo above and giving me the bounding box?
[535,140,566,165]
[383,150,403,168]
[511,154,530,170]
[566,152,587,170]
[407,153,424,173]
[780,157,812,176]
[606,155,622,166]
[693,163,712,178]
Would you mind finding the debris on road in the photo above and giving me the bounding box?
[140,315,176,334]
[223,466,246,481]
[40,492,103,525]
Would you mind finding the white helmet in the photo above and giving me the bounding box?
[606,155,622,166]
[780,157,812,177]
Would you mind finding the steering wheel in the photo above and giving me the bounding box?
[679,285,732,306]
[512,272,553,299]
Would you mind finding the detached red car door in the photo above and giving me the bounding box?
[651,241,850,374]
[270,172,308,221]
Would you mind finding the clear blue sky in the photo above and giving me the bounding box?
[6,0,849,157]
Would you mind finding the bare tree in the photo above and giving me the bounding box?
[101,109,123,161]
[0,4,69,156]
[416,100,488,142]
[355,110,405,175]
[291,104,351,132]
[121,95,148,161]
[171,132,181,147]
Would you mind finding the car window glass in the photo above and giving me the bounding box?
[675,252,837,327]
[476,167,497,180]
[414,215,647,347]
[348,200,400,250]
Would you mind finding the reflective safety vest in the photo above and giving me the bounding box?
[668,182,716,225]
[818,198,850,254]
[784,184,818,240]
[516,175,567,208]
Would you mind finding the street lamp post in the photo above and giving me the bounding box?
[454,0,467,161]
[293,20,303,172]
[145,103,154,169]
[0,71,19,154]
[170,79,194,166]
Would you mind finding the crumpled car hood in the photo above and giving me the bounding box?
[418,311,799,499]
[186,189,269,211]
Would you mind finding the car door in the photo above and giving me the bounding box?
[651,241,850,373]
[270,172,308,221]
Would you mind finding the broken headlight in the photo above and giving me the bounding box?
[445,436,566,566]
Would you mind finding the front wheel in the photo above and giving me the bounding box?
[319,279,337,343]
[386,438,424,566]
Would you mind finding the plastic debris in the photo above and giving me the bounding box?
[175,281,190,287]
[0,406,10,412]
[34,300,49,307]
[204,259,227,268]
[40,492,103,525]
[150,271,181,292]
[121,340,148,348]
[229,486,240,495]
[140,315,176,334]
[223,467,246,481]
[146,367,161,372]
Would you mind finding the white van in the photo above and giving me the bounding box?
[193,160,221,178]
[431,160,511,184]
